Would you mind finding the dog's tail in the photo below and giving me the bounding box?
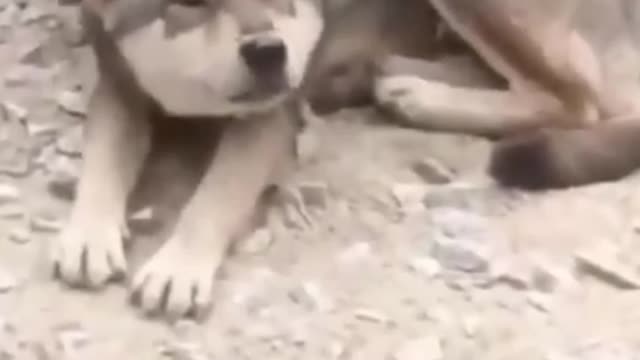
[489,119,640,190]
[429,0,598,118]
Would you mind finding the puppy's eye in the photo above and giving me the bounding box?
[172,0,206,7]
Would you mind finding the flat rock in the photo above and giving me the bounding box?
[411,157,455,184]
[392,335,443,360]
[575,245,640,289]
[0,268,17,293]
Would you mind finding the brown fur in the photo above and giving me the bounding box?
[490,118,640,189]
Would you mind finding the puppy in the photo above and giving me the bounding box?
[51,0,323,319]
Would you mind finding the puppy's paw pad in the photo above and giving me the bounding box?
[52,220,127,288]
[130,240,218,320]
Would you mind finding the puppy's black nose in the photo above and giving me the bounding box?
[240,36,287,74]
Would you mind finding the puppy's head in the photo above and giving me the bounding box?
[83,0,323,117]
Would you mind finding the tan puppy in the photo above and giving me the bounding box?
[52,0,323,319]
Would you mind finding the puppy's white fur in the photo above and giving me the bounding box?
[117,1,323,116]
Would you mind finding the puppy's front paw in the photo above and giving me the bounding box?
[130,236,220,320]
[52,218,127,288]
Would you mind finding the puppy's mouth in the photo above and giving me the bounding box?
[230,74,290,103]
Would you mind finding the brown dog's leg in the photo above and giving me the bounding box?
[52,79,151,288]
[375,75,562,138]
[130,105,296,320]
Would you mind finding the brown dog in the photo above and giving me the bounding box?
[304,0,640,189]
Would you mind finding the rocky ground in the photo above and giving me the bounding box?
[4,1,640,359]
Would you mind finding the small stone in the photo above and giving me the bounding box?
[3,101,27,121]
[488,257,531,290]
[407,257,441,279]
[0,183,19,203]
[156,339,210,360]
[392,335,443,360]
[237,227,273,255]
[461,315,480,338]
[54,323,90,358]
[55,125,83,157]
[526,291,552,312]
[30,214,62,233]
[297,181,329,209]
[338,242,373,265]
[575,245,640,289]
[531,256,577,293]
[391,183,428,213]
[56,90,87,117]
[354,308,389,324]
[432,235,489,274]
[0,204,26,219]
[8,228,29,244]
[0,268,17,293]
[411,158,454,184]
[288,282,334,312]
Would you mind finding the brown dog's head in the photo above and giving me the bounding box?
[301,0,441,115]
[82,0,323,117]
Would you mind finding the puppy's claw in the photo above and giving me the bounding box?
[130,238,218,320]
[51,220,127,289]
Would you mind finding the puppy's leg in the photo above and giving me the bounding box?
[52,79,151,288]
[375,75,562,138]
[130,106,296,319]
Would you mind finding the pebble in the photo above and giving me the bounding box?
[526,291,552,312]
[30,214,62,233]
[411,157,454,184]
[54,323,90,354]
[407,257,441,279]
[56,90,87,117]
[238,227,273,255]
[392,335,443,360]
[8,227,29,244]
[2,101,27,121]
[156,339,210,360]
[0,268,17,293]
[354,308,389,324]
[288,281,334,312]
[575,245,640,289]
[0,183,19,203]
[297,181,329,209]
[461,315,480,338]
[391,183,428,213]
[55,125,83,157]
[431,235,490,274]
[337,242,373,265]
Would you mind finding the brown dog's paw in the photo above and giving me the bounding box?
[489,131,562,190]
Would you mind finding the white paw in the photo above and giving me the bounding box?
[130,236,220,319]
[52,217,127,288]
[375,75,437,120]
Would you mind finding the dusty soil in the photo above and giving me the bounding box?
[3,1,640,359]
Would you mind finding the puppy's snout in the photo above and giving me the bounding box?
[239,36,287,74]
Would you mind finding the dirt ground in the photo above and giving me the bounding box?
[4,1,640,359]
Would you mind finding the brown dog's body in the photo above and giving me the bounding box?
[304,0,640,189]
[53,0,323,319]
